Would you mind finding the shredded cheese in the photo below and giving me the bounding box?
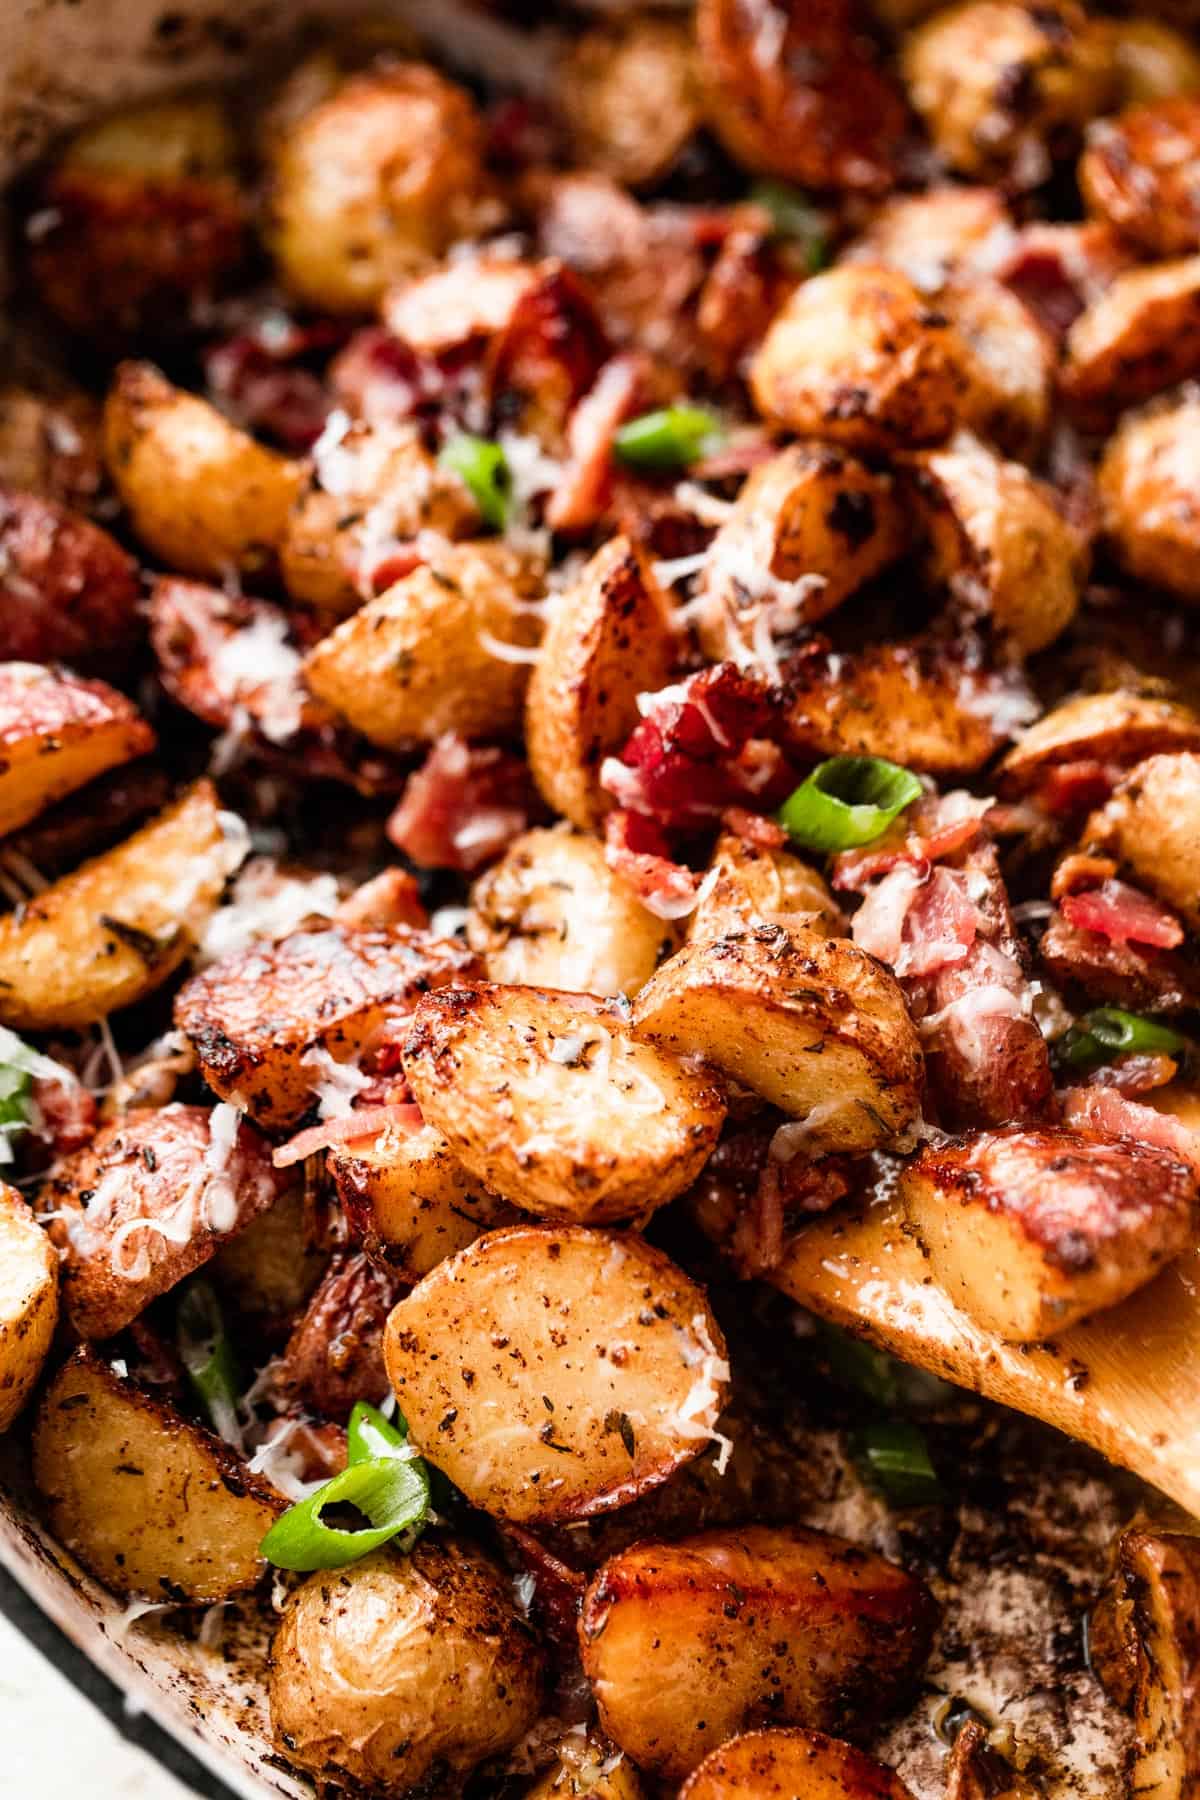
[670,1314,733,1475]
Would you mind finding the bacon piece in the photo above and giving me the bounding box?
[546,353,644,533]
[1060,880,1185,950]
[386,734,540,873]
[733,1147,854,1276]
[204,329,336,453]
[996,223,1135,342]
[722,807,788,851]
[832,792,990,893]
[1079,1052,1178,1098]
[29,1075,97,1159]
[1062,1086,1200,1176]
[1039,910,1200,1014]
[603,809,698,921]
[273,1103,424,1170]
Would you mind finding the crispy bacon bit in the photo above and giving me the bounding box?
[996,223,1134,342]
[1062,1086,1200,1176]
[502,1525,587,1650]
[1038,758,1115,819]
[1060,881,1185,950]
[1040,910,1200,1014]
[545,353,644,533]
[328,327,480,432]
[733,1148,854,1276]
[273,1102,424,1170]
[386,734,539,873]
[603,809,698,920]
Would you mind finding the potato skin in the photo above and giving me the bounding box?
[402,983,726,1225]
[175,924,479,1129]
[633,924,922,1155]
[330,1123,514,1282]
[578,1526,938,1779]
[751,266,973,453]
[526,536,676,831]
[1062,257,1200,421]
[689,832,844,944]
[1085,751,1200,929]
[998,691,1200,795]
[0,780,232,1032]
[1106,18,1200,107]
[384,1223,731,1524]
[1081,99,1200,257]
[33,1348,283,1601]
[943,275,1053,461]
[681,1729,918,1800]
[561,17,699,188]
[1099,391,1200,602]
[103,361,304,579]
[0,1184,58,1432]
[268,1540,545,1793]
[841,185,1014,291]
[0,662,154,838]
[0,488,140,663]
[277,1250,402,1422]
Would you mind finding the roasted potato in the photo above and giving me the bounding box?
[0,781,234,1031]
[265,65,492,312]
[943,275,1054,460]
[1081,99,1200,257]
[0,1184,58,1431]
[175,923,478,1129]
[103,361,304,579]
[998,691,1200,798]
[943,1721,1042,1800]
[525,536,675,831]
[681,1730,917,1800]
[578,1525,938,1779]
[526,1730,646,1800]
[696,443,909,664]
[906,443,1086,654]
[44,1104,285,1340]
[560,16,700,188]
[210,1183,325,1335]
[634,924,922,1154]
[28,95,246,343]
[1062,257,1200,421]
[750,266,973,452]
[0,383,105,512]
[381,255,539,354]
[277,1250,402,1421]
[33,1349,283,1601]
[268,1540,544,1793]
[0,487,140,664]
[696,0,909,192]
[1099,390,1200,602]
[303,541,543,748]
[402,983,726,1225]
[901,1,1113,183]
[1084,751,1200,929]
[1106,18,1200,106]
[467,827,670,996]
[841,185,1014,290]
[900,1126,1196,1338]
[688,831,843,944]
[383,1223,732,1523]
[330,1123,513,1281]
[0,663,154,838]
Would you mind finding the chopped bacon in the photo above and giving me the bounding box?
[386,734,540,873]
[832,791,988,893]
[546,353,645,533]
[502,1526,586,1651]
[1037,758,1115,819]
[996,223,1134,342]
[1040,909,1200,1014]
[604,810,698,920]
[204,334,334,453]
[328,328,482,432]
[733,1148,854,1276]
[691,433,777,480]
[1062,1086,1200,1176]
[29,1075,97,1158]
[273,1102,424,1170]
[1060,880,1185,950]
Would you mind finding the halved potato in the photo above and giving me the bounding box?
[1081,98,1200,257]
[32,1349,283,1601]
[0,780,234,1031]
[525,536,676,831]
[998,691,1200,797]
[277,1250,400,1421]
[0,662,154,838]
[633,924,922,1154]
[209,1183,325,1334]
[0,487,140,663]
[383,1223,732,1524]
[578,1525,938,1779]
[329,1122,514,1282]
[0,1184,58,1431]
[561,16,699,188]
[1085,751,1200,930]
[899,1126,1196,1339]
[103,361,304,578]
[943,275,1053,460]
[467,828,671,996]
[1062,257,1200,421]
[681,1730,917,1800]
[402,983,726,1225]
[841,185,1014,290]
[303,540,543,748]
[1099,390,1200,602]
[175,924,478,1129]
[689,832,843,944]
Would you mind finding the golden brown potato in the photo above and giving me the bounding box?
[384,1224,732,1524]
[633,924,922,1154]
[33,1349,283,1601]
[1062,257,1200,421]
[175,923,478,1129]
[526,1730,646,1800]
[209,1184,325,1334]
[44,1104,286,1340]
[750,266,973,452]
[942,276,1054,460]
[561,17,700,188]
[1099,390,1200,601]
[688,831,844,944]
[906,443,1086,654]
[526,536,675,831]
[329,1123,514,1281]
[841,186,1014,290]
[0,1185,58,1432]
[103,362,304,579]
[467,827,670,995]
[696,443,909,664]
[303,541,543,749]
[1081,99,1200,257]
[681,1730,918,1800]
[0,488,141,664]
[1084,750,1200,929]
[0,781,234,1032]
[578,1526,938,1779]
[0,383,104,511]
[1106,18,1200,106]
[269,1540,544,1793]
[900,1126,1196,1339]
[28,96,246,344]
[280,419,478,615]
[998,691,1200,795]
[901,1,1113,183]
[696,0,909,192]
[402,983,726,1225]
[0,663,154,839]
[265,65,492,312]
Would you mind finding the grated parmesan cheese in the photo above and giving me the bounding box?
[670,1314,733,1474]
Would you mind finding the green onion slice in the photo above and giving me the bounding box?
[854,1420,940,1507]
[177,1281,242,1446]
[1060,1008,1187,1069]
[779,756,923,853]
[749,180,830,272]
[439,433,512,530]
[260,1402,431,1572]
[613,406,726,472]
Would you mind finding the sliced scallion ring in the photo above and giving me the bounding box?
[854,1420,940,1507]
[1060,1008,1188,1068]
[439,433,512,530]
[259,1401,431,1572]
[779,756,923,853]
[613,406,726,472]
[346,1399,408,1466]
